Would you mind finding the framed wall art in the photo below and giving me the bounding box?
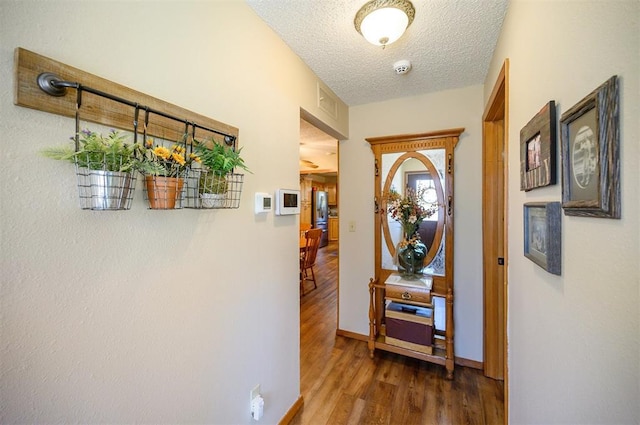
[520,101,557,191]
[560,75,620,218]
[523,202,561,275]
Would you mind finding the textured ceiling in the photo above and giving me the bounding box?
[245,0,508,174]
[246,0,508,106]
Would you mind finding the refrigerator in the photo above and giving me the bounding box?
[311,188,329,248]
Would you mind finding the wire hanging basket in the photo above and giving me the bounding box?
[74,152,137,211]
[137,133,192,210]
[184,168,244,209]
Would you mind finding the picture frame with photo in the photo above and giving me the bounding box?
[523,202,561,275]
[560,75,620,218]
[520,101,557,191]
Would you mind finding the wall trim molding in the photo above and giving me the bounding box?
[278,395,304,425]
[336,328,368,341]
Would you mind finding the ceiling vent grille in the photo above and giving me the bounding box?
[317,83,338,119]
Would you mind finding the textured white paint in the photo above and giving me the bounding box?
[340,85,485,362]
[0,1,347,423]
[484,1,639,423]
[246,0,508,106]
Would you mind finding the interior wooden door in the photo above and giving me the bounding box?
[482,60,508,384]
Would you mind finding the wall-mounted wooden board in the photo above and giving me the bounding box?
[14,47,239,146]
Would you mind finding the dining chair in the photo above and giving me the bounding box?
[300,222,312,238]
[300,228,323,295]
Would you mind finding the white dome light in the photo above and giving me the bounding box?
[355,0,415,48]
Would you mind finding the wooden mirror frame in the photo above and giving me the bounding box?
[381,151,446,272]
[367,128,464,378]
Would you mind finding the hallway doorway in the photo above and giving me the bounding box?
[298,110,341,387]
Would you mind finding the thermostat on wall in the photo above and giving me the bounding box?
[255,192,272,214]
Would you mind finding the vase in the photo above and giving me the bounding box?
[396,239,427,279]
[145,175,184,209]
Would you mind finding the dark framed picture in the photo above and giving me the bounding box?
[523,202,561,275]
[560,76,620,218]
[520,101,557,191]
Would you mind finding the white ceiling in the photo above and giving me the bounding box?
[245,0,509,173]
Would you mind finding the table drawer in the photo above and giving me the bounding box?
[385,284,431,305]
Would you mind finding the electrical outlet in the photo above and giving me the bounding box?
[348,221,356,232]
[250,384,261,404]
[250,384,263,421]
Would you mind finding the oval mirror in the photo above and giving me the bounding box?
[380,148,447,275]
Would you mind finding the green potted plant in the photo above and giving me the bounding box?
[41,128,139,210]
[193,139,250,208]
[135,136,201,209]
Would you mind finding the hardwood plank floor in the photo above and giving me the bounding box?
[293,242,505,425]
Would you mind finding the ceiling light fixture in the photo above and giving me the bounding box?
[354,0,415,48]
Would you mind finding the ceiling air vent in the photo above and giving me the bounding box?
[317,83,338,119]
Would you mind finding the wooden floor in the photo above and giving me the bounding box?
[293,242,505,425]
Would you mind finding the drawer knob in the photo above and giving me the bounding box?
[401,292,412,300]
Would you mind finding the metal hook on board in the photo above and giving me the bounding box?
[36,72,238,144]
[183,121,194,157]
[143,107,150,145]
[224,135,236,147]
[37,72,77,97]
[74,86,83,152]
[191,122,197,144]
[183,121,190,143]
[133,104,140,145]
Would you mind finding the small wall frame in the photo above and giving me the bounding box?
[520,101,557,191]
[523,202,561,275]
[560,76,620,218]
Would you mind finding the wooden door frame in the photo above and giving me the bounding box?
[482,59,509,422]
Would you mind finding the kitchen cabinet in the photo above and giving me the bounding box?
[326,183,337,205]
[300,177,313,225]
[300,177,312,203]
[329,217,338,241]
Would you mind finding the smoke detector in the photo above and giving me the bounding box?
[393,59,412,75]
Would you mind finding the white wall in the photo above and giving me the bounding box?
[484,1,639,423]
[0,1,347,423]
[339,85,486,362]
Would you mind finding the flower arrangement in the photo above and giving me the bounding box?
[387,186,438,247]
[135,137,201,177]
[41,128,138,172]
